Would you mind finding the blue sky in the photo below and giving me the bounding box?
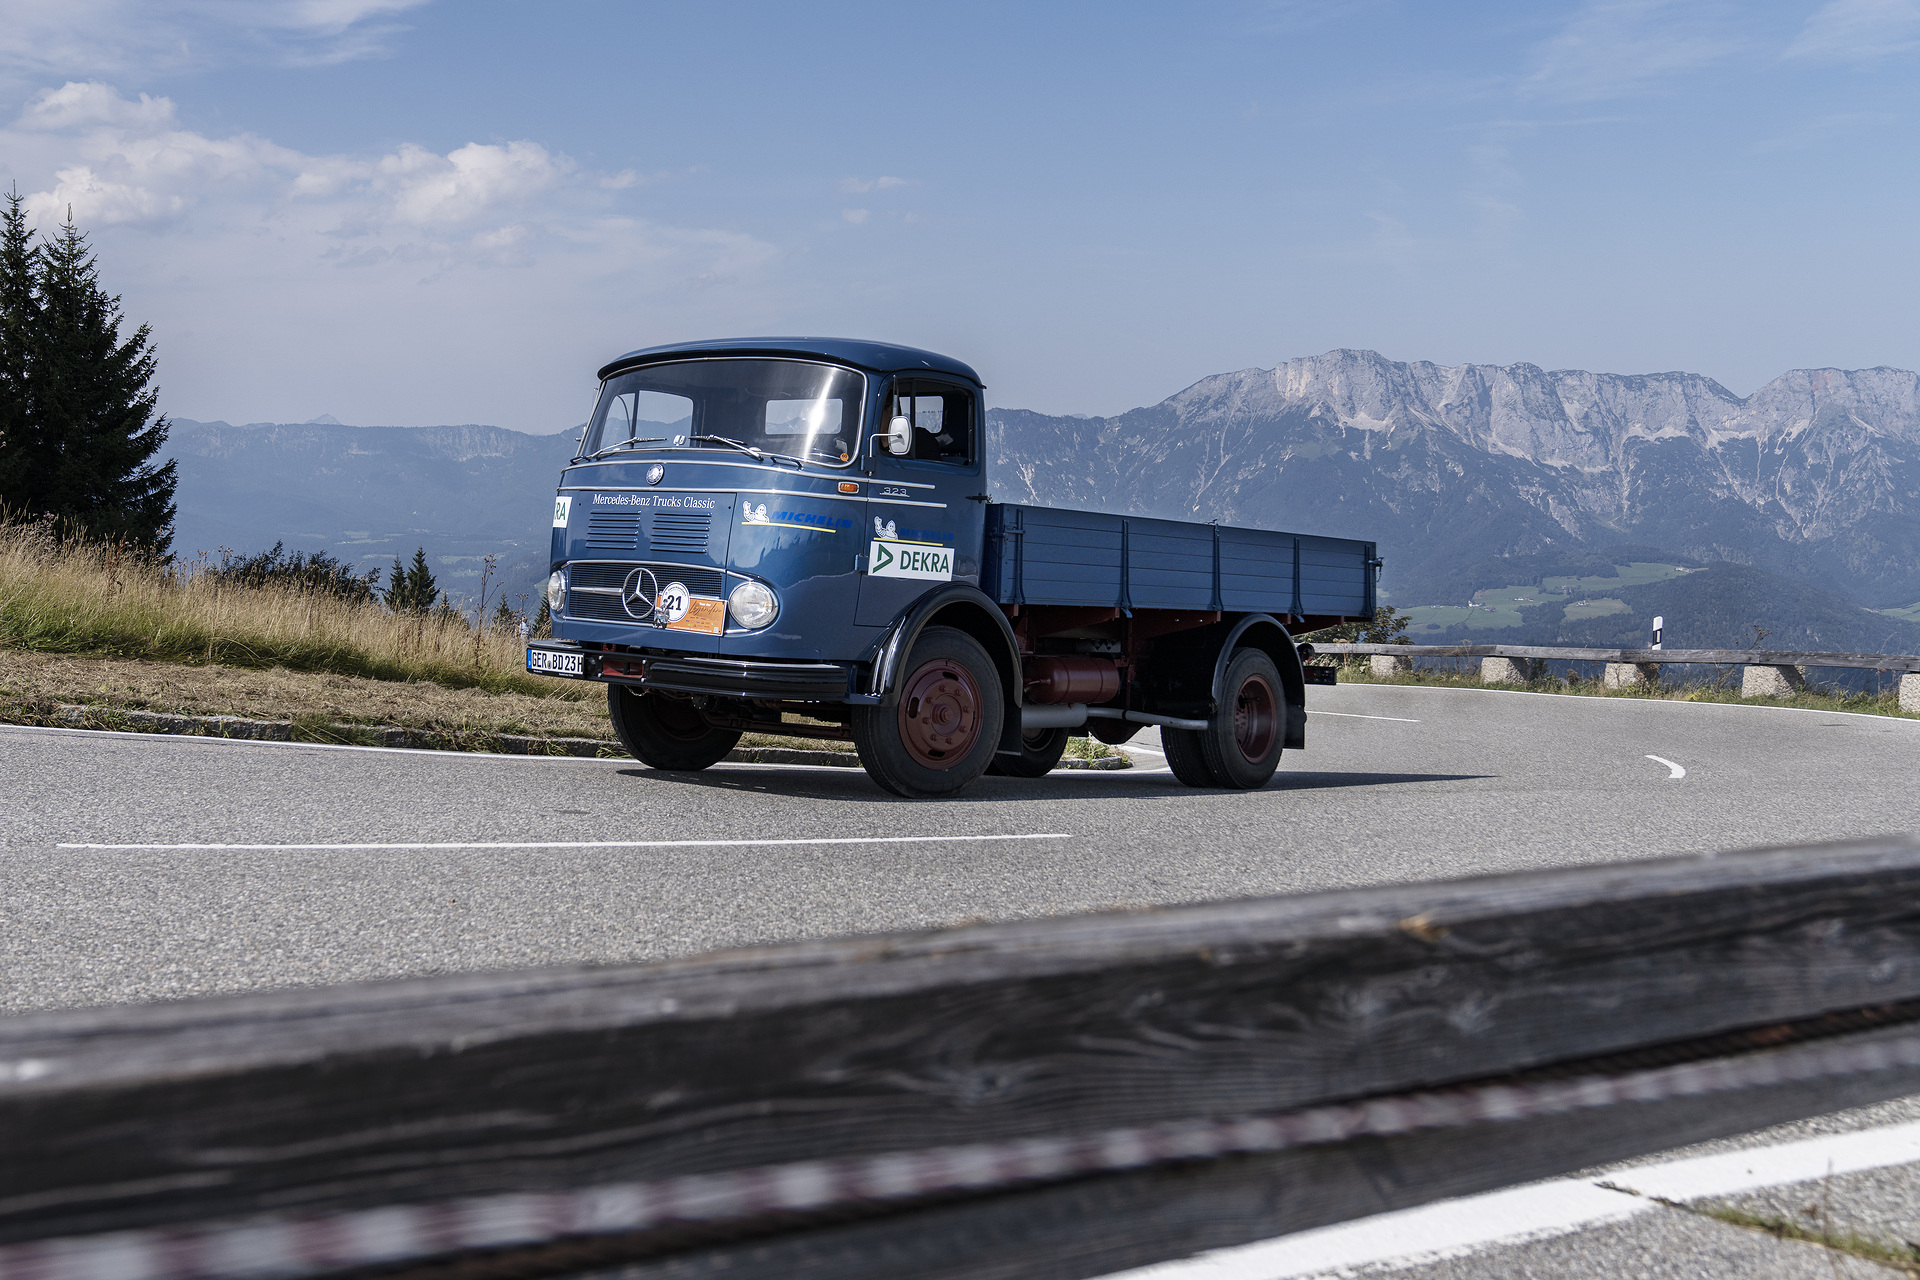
[2,1,1918,431]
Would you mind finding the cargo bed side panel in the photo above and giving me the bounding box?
[984,504,1367,620]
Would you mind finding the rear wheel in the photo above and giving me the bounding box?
[853,626,1005,797]
[986,726,1070,777]
[607,685,741,771]
[1196,647,1286,789]
[1161,727,1220,787]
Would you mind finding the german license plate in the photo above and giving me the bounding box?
[527,647,584,677]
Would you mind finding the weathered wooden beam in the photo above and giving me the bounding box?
[582,1024,1920,1280]
[6,837,1920,1253]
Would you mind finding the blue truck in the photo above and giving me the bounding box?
[525,338,1378,797]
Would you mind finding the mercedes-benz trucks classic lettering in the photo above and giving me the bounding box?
[525,338,1379,798]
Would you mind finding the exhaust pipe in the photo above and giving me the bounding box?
[1018,704,1210,733]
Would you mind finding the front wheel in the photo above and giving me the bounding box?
[853,626,1005,797]
[607,685,741,771]
[986,727,1070,778]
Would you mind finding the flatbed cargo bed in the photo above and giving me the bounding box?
[983,504,1375,627]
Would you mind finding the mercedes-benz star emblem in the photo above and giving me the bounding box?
[645,463,664,486]
[620,567,659,620]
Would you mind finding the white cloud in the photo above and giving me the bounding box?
[1522,1,1746,101]
[839,176,906,194]
[842,208,870,224]
[0,0,430,85]
[379,141,569,224]
[0,81,778,430]
[1785,0,1920,63]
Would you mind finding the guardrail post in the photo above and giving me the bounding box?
[1603,661,1660,690]
[1370,653,1414,676]
[1741,664,1806,698]
[1903,673,1920,714]
[1480,656,1543,685]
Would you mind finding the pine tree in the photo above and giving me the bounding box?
[0,190,40,517]
[382,546,440,614]
[0,206,175,551]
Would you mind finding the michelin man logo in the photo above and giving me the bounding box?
[744,502,769,523]
[874,516,897,540]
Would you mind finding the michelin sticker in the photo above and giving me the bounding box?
[868,539,953,581]
[552,496,571,527]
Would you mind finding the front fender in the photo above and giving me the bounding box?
[856,583,1024,752]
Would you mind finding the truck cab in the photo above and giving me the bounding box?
[530,338,1377,797]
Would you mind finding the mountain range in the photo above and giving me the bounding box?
[165,419,575,610]
[988,350,1920,609]
[158,348,1920,650]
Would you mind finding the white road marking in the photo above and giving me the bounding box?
[56,833,1075,852]
[1645,754,1687,779]
[1308,711,1422,723]
[1,723,625,761]
[1110,1182,1640,1279]
[1106,1119,1920,1280]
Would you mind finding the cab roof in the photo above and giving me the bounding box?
[596,337,982,385]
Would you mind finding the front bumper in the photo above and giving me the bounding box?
[526,641,855,702]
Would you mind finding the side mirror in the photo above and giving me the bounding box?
[885,415,912,456]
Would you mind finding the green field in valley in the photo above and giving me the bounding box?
[1402,562,1695,633]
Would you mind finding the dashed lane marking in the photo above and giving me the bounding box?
[56,834,1076,852]
[1308,711,1422,723]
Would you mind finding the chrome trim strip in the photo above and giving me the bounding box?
[562,485,947,510]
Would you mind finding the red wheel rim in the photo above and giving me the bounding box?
[1232,672,1278,763]
[898,658,983,768]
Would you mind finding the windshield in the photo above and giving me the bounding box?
[580,358,866,467]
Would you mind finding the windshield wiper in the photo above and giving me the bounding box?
[573,437,665,464]
[690,434,802,469]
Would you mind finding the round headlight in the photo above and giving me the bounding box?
[546,568,566,611]
[727,579,778,629]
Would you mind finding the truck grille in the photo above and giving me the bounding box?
[566,561,727,622]
[650,513,711,554]
[585,512,641,551]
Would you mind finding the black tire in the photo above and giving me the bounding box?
[1196,647,1286,789]
[1161,727,1221,787]
[607,684,741,771]
[853,626,1005,798]
[986,727,1070,777]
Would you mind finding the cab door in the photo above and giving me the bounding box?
[855,377,984,626]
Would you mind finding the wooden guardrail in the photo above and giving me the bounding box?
[9,837,1920,1280]
[1309,642,1920,672]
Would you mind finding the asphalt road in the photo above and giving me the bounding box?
[4,681,1917,1013]
[5,682,1920,1277]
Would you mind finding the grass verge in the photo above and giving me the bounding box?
[0,521,560,694]
[1685,1201,1920,1274]
[1321,661,1920,719]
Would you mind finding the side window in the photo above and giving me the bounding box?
[889,380,974,464]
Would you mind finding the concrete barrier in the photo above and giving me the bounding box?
[1481,656,1543,685]
[1604,662,1660,689]
[1741,664,1807,697]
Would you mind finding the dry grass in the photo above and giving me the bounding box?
[0,520,559,694]
[0,649,611,739]
[0,649,863,754]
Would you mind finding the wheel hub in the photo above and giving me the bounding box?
[1232,672,1278,763]
[898,660,982,768]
